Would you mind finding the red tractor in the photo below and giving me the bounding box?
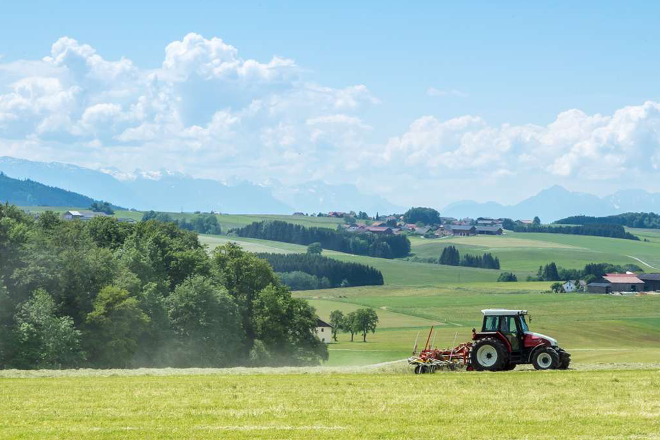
[408,309,570,372]
[470,309,570,371]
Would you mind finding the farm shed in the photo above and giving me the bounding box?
[476,226,503,235]
[450,225,476,236]
[315,319,333,343]
[587,282,612,294]
[638,273,660,291]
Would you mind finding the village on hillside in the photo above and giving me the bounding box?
[306,211,529,238]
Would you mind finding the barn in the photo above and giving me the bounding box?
[450,225,476,236]
[602,273,645,292]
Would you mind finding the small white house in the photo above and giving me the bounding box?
[563,280,586,293]
[315,318,333,343]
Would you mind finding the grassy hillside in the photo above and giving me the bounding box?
[407,231,660,276]
[1,369,659,439]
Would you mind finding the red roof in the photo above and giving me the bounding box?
[603,274,644,284]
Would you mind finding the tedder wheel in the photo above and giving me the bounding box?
[557,351,571,370]
[470,338,509,371]
[532,347,559,370]
[414,365,424,374]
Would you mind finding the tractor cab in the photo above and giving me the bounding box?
[470,309,570,371]
[479,309,529,355]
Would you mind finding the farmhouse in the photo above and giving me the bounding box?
[476,217,503,226]
[315,319,333,343]
[476,226,503,235]
[449,225,476,236]
[563,280,586,292]
[62,210,109,221]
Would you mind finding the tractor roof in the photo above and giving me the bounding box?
[481,309,527,316]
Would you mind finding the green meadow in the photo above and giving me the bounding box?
[1,368,658,439]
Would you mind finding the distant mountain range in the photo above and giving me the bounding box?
[0,172,101,208]
[442,185,660,222]
[0,157,403,214]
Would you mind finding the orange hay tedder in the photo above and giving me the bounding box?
[408,309,571,373]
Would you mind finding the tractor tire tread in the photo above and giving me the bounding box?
[470,337,509,372]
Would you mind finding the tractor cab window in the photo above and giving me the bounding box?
[519,315,529,332]
[483,316,499,332]
[500,316,519,334]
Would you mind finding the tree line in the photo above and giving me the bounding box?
[528,261,643,282]
[439,246,501,269]
[555,213,660,230]
[512,223,639,240]
[329,309,379,342]
[142,211,221,235]
[231,221,411,259]
[256,253,384,290]
[0,204,327,369]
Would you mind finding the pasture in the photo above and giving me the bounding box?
[1,368,658,439]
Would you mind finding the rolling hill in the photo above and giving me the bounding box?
[0,173,104,208]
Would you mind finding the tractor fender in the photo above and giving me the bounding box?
[473,331,512,352]
[527,343,552,364]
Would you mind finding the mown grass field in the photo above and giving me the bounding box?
[1,369,658,439]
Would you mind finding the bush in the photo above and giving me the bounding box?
[497,272,518,282]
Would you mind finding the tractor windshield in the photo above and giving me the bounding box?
[519,315,529,332]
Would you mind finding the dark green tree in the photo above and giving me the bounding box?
[84,286,150,368]
[307,242,322,255]
[403,207,441,225]
[354,308,379,342]
[167,275,244,367]
[497,272,518,282]
[10,289,84,369]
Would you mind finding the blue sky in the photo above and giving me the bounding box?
[1,1,660,206]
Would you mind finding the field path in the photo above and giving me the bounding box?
[626,255,659,270]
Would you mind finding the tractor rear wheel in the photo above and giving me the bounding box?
[470,338,509,371]
[532,347,559,370]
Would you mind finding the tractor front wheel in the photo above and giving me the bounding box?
[532,347,559,370]
[557,351,571,370]
[470,338,509,371]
